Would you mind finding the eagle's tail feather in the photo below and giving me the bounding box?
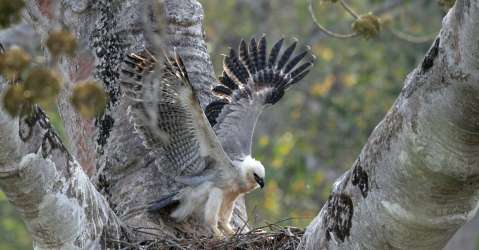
[147,192,180,213]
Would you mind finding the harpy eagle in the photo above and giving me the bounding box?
[121,37,314,236]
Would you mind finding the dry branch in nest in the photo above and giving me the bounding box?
[114,225,304,250]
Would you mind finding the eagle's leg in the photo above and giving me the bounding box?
[204,187,224,236]
[219,199,235,235]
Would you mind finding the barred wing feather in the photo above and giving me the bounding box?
[205,36,315,161]
[121,51,231,176]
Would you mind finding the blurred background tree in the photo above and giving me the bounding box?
[3,0,475,249]
[0,192,31,250]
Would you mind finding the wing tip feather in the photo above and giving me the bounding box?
[205,36,315,126]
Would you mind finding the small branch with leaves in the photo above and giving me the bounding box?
[308,0,448,42]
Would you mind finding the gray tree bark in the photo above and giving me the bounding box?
[301,0,479,249]
[0,0,478,249]
[2,0,247,248]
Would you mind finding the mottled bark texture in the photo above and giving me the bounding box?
[301,1,479,249]
[1,0,246,248]
[0,84,117,249]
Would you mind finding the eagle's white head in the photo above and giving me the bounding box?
[237,155,265,190]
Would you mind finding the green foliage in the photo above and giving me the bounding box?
[0,192,31,250]
[0,47,30,81]
[0,44,67,117]
[0,0,25,28]
[352,13,381,39]
[0,30,81,118]
[438,0,455,9]
[46,29,77,58]
[24,67,63,106]
[2,84,30,117]
[204,0,442,227]
[70,81,107,119]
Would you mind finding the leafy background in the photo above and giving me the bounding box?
[201,0,441,226]
[1,0,474,249]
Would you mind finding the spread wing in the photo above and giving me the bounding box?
[205,37,315,161]
[121,50,231,176]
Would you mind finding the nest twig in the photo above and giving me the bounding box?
[115,223,304,250]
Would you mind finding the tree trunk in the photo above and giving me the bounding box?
[1,0,245,248]
[0,0,478,249]
[300,1,479,249]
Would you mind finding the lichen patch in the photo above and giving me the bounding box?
[323,193,354,242]
[351,160,369,198]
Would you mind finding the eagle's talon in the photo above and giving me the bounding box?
[211,226,224,237]
[221,223,235,235]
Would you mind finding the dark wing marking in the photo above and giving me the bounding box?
[121,50,231,176]
[205,36,315,160]
[121,50,170,148]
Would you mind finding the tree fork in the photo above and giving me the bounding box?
[0,0,478,249]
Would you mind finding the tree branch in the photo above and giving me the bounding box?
[0,92,118,248]
[21,0,248,241]
[0,13,120,248]
[301,1,479,249]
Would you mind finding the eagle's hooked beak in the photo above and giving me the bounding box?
[254,173,265,189]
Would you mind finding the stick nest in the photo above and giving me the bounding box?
[118,226,304,250]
